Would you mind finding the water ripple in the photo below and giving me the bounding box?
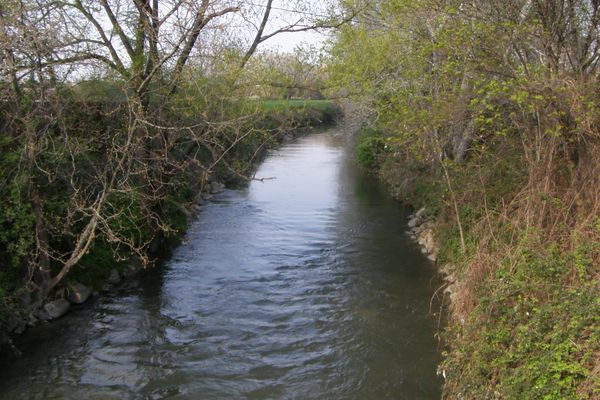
[0,132,442,400]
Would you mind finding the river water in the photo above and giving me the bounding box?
[0,129,442,399]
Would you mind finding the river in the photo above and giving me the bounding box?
[0,129,443,399]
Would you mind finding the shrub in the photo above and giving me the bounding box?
[356,127,386,170]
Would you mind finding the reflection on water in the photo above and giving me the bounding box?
[0,130,442,399]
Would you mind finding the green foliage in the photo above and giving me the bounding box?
[355,127,386,170]
[104,191,156,248]
[329,1,600,397]
[0,0,347,341]
[412,179,445,215]
[69,241,126,289]
[253,100,340,128]
[0,136,35,333]
[257,99,335,113]
[70,79,127,103]
[0,180,34,272]
[160,188,192,248]
[0,67,340,338]
[442,234,599,399]
[0,136,35,272]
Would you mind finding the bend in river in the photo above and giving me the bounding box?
[0,129,443,399]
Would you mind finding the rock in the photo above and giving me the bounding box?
[408,217,419,228]
[36,308,50,321]
[415,228,436,255]
[408,207,427,229]
[27,313,39,326]
[423,231,436,254]
[210,181,225,194]
[107,268,121,284]
[66,282,92,304]
[43,299,71,319]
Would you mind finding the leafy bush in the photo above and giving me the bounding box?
[356,127,386,170]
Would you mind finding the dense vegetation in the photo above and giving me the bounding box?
[0,0,340,339]
[0,79,337,332]
[2,0,598,397]
[328,0,599,398]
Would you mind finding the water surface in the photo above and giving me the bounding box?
[0,130,442,399]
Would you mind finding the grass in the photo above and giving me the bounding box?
[365,130,600,399]
[253,99,338,113]
[244,99,341,129]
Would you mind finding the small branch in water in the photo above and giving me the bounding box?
[252,176,277,182]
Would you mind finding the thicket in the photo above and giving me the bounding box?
[0,77,336,332]
[329,0,599,398]
[0,0,340,338]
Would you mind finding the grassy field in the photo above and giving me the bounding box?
[254,99,338,113]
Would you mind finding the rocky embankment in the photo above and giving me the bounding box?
[406,208,438,262]
[406,208,458,304]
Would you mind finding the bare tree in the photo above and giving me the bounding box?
[1,0,351,313]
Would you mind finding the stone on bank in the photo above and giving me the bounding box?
[66,282,92,304]
[407,208,439,261]
[42,299,71,320]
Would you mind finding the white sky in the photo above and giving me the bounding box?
[236,0,337,54]
[55,0,338,80]
[262,30,330,52]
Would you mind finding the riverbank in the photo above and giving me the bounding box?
[348,109,599,398]
[327,2,600,396]
[0,100,342,348]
